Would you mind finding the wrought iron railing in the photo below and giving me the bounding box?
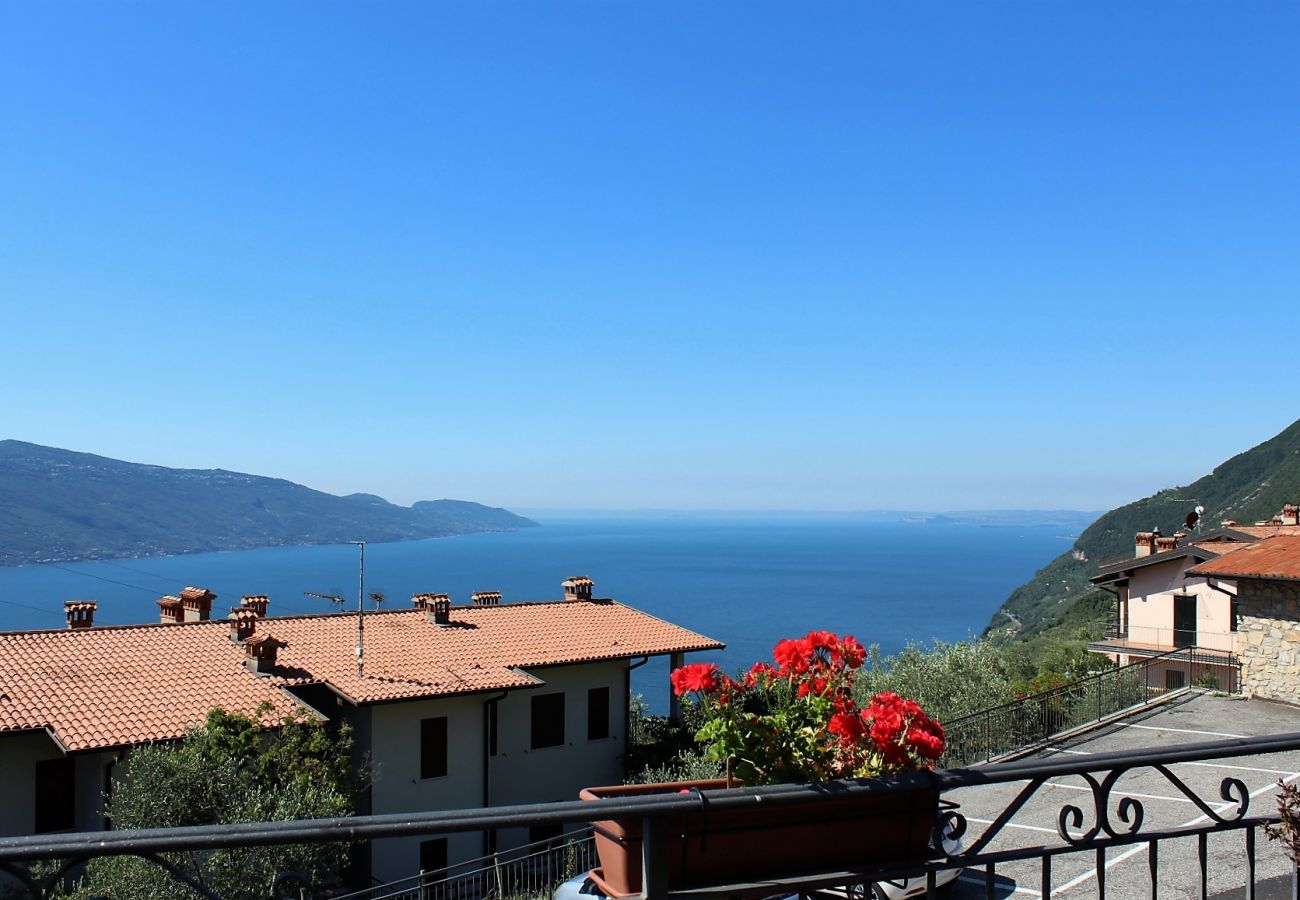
[941,645,1239,766]
[2,729,1298,900]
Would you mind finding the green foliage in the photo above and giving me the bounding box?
[852,638,1023,723]
[0,440,535,565]
[987,417,1300,640]
[67,706,358,900]
[627,748,726,784]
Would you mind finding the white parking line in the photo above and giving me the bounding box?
[1051,772,1300,896]
[1116,723,1250,739]
[965,816,1060,835]
[1040,781,1193,804]
[1045,746,1298,776]
[956,873,1041,895]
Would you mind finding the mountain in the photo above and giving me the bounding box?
[987,418,1300,638]
[0,440,537,566]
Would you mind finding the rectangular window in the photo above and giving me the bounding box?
[419,837,448,874]
[420,717,448,780]
[587,687,610,741]
[34,758,75,833]
[530,692,565,749]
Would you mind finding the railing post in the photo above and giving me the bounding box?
[641,816,668,900]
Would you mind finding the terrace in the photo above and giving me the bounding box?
[4,693,1299,900]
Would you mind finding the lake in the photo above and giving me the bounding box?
[0,516,1069,708]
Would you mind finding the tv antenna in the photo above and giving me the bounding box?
[303,540,371,678]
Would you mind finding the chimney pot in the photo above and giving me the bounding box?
[229,608,258,643]
[562,576,594,602]
[179,586,217,622]
[1282,504,1300,527]
[470,591,502,606]
[1134,532,1158,558]
[244,632,286,675]
[158,595,184,624]
[421,593,452,625]
[240,595,269,617]
[64,600,96,630]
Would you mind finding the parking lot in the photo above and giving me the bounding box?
[941,693,1300,898]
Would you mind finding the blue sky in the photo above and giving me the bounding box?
[1,2,1296,512]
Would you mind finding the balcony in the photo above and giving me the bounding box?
[1089,624,1238,663]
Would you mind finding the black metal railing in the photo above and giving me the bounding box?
[333,831,596,900]
[941,645,1240,766]
[2,729,1299,900]
[1104,621,1126,639]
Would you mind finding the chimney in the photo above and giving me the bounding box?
[158,595,183,624]
[64,600,96,630]
[1155,535,1177,553]
[179,587,216,622]
[244,633,286,675]
[1282,504,1300,527]
[471,591,502,606]
[422,593,451,625]
[1134,531,1158,558]
[562,576,594,602]
[229,608,258,643]
[240,595,269,617]
[1222,519,1239,527]
[411,592,437,611]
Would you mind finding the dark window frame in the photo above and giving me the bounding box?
[587,686,611,741]
[419,837,448,874]
[420,716,448,780]
[34,757,76,834]
[530,692,565,749]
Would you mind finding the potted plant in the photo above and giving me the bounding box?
[582,632,946,896]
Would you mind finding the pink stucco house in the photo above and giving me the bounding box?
[1087,503,1300,691]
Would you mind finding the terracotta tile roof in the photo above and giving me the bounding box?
[0,600,721,752]
[1217,524,1300,539]
[1187,535,1300,582]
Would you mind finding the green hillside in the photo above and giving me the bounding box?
[987,417,1300,638]
[0,440,536,566]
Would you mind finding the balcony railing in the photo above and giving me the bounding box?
[1097,623,1236,654]
[2,728,1299,900]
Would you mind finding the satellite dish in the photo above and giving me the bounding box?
[1185,509,1200,530]
[1196,505,1205,515]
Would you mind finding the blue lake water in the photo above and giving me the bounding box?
[0,517,1069,709]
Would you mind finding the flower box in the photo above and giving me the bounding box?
[581,776,940,897]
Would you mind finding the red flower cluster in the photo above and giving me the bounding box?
[669,631,944,783]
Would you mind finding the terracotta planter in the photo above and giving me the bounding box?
[581,776,939,897]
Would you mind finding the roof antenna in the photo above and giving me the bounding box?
[349,541,366,679]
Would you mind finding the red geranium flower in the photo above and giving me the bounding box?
[670,662,721,696]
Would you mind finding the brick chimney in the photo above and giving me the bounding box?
[64,600,96,630]
[244,633,286,675]
[1155,534,1178,553]
[180,587,216,622]
[427,594,452,626]
[562,576,594,602]
[1282,504,1300,526]
[240,595,269,617]
[471,591,502,606]
[1134,531,1159,558]
[229,608,258,643]
[158,595,183,624]
[411,592,438,611]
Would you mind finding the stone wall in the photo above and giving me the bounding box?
[1235,579,1300,703]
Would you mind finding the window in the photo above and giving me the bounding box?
[419,837,448,874]
[420,717,448,779]
[34,758,75,833]
[1165,669,1186,690]
[530,692,565,749]
[587,687,610,741]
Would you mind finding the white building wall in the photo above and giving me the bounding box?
[0,731,114,836]
[489,660,629,853]
[367,694,487,884]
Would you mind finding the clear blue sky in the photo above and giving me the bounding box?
[1,2,1296,512]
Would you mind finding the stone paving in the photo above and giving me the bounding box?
[940,692,1300,899]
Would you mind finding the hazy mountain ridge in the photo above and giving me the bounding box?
[987,418,1300,638]
[0,440,536,566]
